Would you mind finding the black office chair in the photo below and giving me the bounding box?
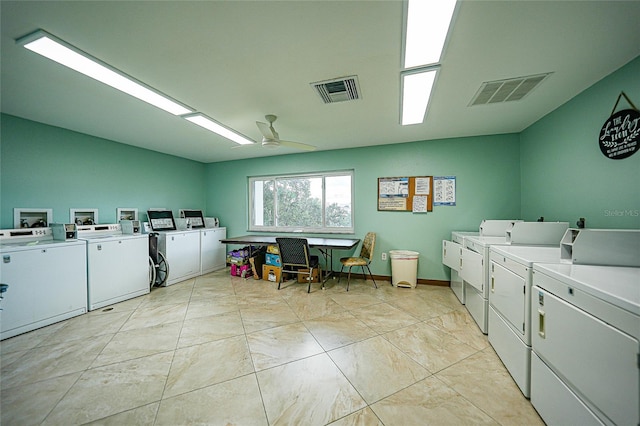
[276,237,322,293]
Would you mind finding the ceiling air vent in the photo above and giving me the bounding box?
[311,76,361,104]
[469,73,551,106]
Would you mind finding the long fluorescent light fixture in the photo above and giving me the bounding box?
[17,29,192,116]
[401,68,438,126]
[183,114,254,145]
[403,0,457,68]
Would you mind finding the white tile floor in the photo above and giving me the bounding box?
[0,270,543,425]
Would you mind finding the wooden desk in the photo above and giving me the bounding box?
[220,235,360,280]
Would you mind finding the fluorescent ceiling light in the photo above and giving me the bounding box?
[403,0,457,68]
[17,29,192,116]
[183,114,255,145]
[401,68,438,126]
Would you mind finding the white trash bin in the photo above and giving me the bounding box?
[389,250,419,288]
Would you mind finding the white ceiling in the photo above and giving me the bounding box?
[2,1,639,163]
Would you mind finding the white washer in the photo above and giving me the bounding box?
[442,231,478,304]
[78,224,149,310]
[200,227,227,274]
[156,229,201,286]
[531,263,639,426]
[0,228,87,339]
[488,245,566,397]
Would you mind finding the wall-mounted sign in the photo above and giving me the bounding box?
[599,92,639,160]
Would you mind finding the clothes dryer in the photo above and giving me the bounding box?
[488,245,566,397]
[77,224,149,310]
[531,263,639,426]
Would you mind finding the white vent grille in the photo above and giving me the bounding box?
[311,76,361,104]
[469,73,551,106]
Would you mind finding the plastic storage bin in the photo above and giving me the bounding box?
[390,250,419,288]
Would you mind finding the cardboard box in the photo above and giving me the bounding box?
[263,264,283,282]
[297,267,323,283]
[265,253,281,267]
[266,244,279,254]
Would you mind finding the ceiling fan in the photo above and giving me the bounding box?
[253,114,316,151]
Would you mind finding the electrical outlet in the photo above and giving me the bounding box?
[381,252,387,261]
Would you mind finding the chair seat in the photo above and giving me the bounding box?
[340,256,368,266]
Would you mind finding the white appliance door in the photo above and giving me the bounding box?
[200,228,226,273]
[1,244,87,339]
[166,232,201,283]
[461,247,484,292]
[531,352,604,426]
[490,262,526,338]
[87,237,148,310]
[442,240,462,271]
[532,286,639,426]
[450,269,464,304]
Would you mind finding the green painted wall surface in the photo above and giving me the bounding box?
[206,134,521,281]
[0,114,206,227]
[520,56,640,228]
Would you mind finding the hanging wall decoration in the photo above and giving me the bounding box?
[598,91,639,160]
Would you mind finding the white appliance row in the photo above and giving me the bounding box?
[444,225,639,426]
[0,224,227,340]
[443,220,569,334]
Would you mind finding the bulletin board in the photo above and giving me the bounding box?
[377,176,433,212]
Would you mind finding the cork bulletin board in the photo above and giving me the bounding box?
[377,176,433,212]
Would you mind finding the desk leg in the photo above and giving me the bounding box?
[317,248,335,283]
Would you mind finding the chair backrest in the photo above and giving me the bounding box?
[276,237,312,268]
[360,232,376,261]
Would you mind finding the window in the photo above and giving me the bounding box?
[249,170,354,233]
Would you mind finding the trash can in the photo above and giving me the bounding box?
[389,250,419,288]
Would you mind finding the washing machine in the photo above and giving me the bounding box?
[0,226,87,340]
[488,244,566,397]
[442,231,478,304]
[461,221,568,334]
[77,224,149,311]
[148,210,201,286]
[530,229,640,426]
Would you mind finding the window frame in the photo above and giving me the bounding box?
[248,169,355,234]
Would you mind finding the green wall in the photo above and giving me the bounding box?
[2,56,637,283]
[206,134,521,281]
[0,114,206,227]
[520,56,640,228]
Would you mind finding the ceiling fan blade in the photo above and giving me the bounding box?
[279,140,317,151]
[231,143,259,149]
[256,121,276,139]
